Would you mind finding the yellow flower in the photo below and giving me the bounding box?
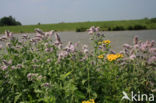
[98,55,104,59]
[107,53,124,61]
[103,40,111,44]
[90,99,95,103]
[98,42,102,45]
[82,99,95,103]
[116,53,124,58]
[107,54,118,61]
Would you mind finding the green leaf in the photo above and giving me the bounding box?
[14,93,22,103]
[60,71,72,80]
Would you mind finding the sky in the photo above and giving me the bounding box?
[0,0,156,25]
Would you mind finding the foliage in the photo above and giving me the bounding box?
[112,26,125,31]
[0,16,22,26]
[76,27,87,32]
[128,25,147,30]
[0,27,155,103]
[150,18,156,23]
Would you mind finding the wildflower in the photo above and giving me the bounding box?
[45,30,54,37]
[27,73,38,81]
[1,65,8,71]
[110,50,116,54]
[95,27,100,32]
[58,44,62,49]
[123,44,132,49]
[82,99,95,103]
[57,50,69,62]
[30,37,41,42]
[149,48,156,54]
[42,83,50,87]
[45,48,53,52]
[37,75,43,80]
[107,53,123,61]
[0,35,7,41]
[11,66,16,70]
[98,42,102,45]
[150,40,155,47]
[139,43,147,52]
[88,26,96,34]
[44,43,48,47]
[22,34,29,39]
[133,44,139,49]
[129,54,136,60]
[17,64,22,69]
[116,53,124,58]
[2,60,12,66]
[35,28,45,35]
[64,41,75,52]
[54,33,62,45]
[5,30,13,39]
[74,42,80,50]
[148,56,156,64]
[103,40,111,44]
[107,54,118,61]
[35,33,43,38]
[47,59,51,63]
[98,54,104,59]
[82,44,89,54]
[133,36,139,44]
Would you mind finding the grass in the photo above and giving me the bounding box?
[0,18,156,34]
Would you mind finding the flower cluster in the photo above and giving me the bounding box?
[107,53,123,61]
[121,36,156,64]
[98,54,104,59]
[82,99,95,103]
[98,40,111,45]
[88,26,99,34]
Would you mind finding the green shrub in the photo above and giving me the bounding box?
[150,18,156,23]
[128,25,147,30]
[76,27,87,32]
[134,25,147,30]
[112,26,125,31]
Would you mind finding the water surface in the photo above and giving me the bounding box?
[59,30,156,51]
[1,30,156,52]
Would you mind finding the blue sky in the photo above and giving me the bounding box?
[0,0,156,25]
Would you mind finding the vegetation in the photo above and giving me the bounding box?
[76,27,87,32]
[0,18,156,34]
[0,27,155,103]
[0,16,21,26]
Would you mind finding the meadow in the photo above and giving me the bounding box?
[0,26,155,103]
[0,18,156,34]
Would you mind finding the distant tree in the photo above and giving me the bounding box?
[0,16,22,26]
[37,22,41,25]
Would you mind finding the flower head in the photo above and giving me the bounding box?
[82,99,95,103]
[98,54,104,59]
[103,40,111,44]
[107,53,123,61]
[98,42,102,45]
[133,36,139,44]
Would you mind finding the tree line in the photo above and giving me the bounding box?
[0,16,22,26]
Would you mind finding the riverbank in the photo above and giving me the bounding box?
[0,18,156,34]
